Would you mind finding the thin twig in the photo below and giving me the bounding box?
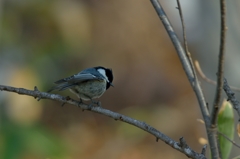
[176,0,197,82]
[218,131,240,148]
[176,0,189,53]
[0,84,207,159]
[150,0,220,158]
[195,61,240,92]
[211,0,227,127]
[178,137,194,158]
[201,145,207,156]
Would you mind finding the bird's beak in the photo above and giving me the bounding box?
[110,82,114,87]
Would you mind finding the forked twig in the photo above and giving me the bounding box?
[195,61,240,92]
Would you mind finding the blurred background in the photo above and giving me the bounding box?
[0,0,240,159]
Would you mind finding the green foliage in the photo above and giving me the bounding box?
[0,122,67,159]
[217,100,234,159]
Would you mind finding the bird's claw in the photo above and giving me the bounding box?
[91,100,101,107]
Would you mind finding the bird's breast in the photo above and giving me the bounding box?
[70,80,107,100]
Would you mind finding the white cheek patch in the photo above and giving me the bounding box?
[97,68,109,82]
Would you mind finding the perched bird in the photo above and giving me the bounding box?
[48,66,114,105]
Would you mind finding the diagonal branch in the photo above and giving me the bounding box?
[150,0,220,158]
[0,84,207,159]
[150,0,209,118]
[211,0,227,127]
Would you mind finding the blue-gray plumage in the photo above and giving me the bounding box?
[48,66,113,103]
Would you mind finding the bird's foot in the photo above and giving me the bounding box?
[78,98,85,107]
[91,99,101,107]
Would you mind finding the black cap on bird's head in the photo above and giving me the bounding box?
[95,66,114,89]
[105,68,114,89]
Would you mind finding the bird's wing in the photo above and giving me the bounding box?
[48,73,102,92]
[55,72,102,84]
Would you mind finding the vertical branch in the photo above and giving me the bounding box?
[211,0,227,126]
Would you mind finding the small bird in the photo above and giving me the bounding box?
[48,66,114,105]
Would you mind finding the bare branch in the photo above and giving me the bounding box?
[178,137,195,158]
[211,0,227,127]
[150,0,220,158]
[150,0,194,82]
[150,0,209,118]
[176,0,197,83]
[223,78,240,118]
[176,0,189,54]
[0,84,207,159]
[201,145,207,156]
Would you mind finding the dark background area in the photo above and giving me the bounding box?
[1,0,240,159]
